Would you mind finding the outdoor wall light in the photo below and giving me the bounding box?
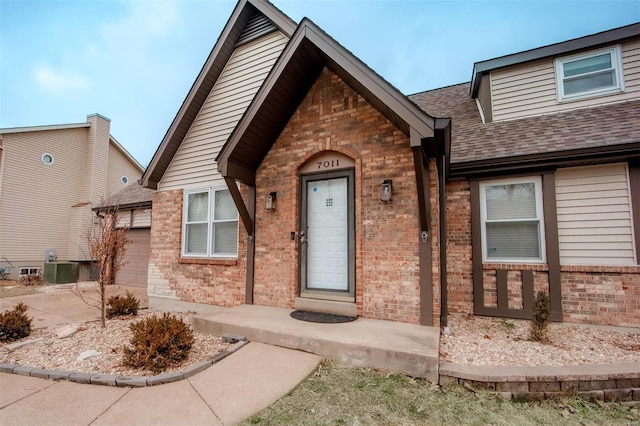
[266,192,277,211]
[380,179,392,203]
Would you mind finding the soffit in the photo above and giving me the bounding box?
[217,19,436,184]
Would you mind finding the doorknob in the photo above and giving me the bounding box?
[299,231,308,245]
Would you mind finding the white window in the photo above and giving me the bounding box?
[480,177,545,263]
[555,46,624,102]
[182,187,238,258]
[19,267,41,278]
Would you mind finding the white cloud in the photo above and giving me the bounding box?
[33,64,90,96]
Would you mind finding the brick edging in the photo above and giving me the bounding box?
[0,339,248,387]
[439,361,640,403]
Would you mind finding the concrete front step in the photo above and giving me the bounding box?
[193,304,440,383]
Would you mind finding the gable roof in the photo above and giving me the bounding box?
[470,23,640,97]
[411,84,640,177]
[216,18,437,185]
[0,122,90,134]
[98,182,154,211]
[141,0,296,189]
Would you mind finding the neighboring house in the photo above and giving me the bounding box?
[98,183,155,288]
[0,114,144,281]
[141,0,639,328]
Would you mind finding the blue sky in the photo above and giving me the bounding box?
[1,0,638,168]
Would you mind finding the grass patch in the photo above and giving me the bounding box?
[243,362,639,425]
[497,319,517,332]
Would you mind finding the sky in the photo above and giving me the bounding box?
[1,0,638,168]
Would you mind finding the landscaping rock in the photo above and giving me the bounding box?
[56,324,80,339]
[4,338,44,352]
[77,349,101,361]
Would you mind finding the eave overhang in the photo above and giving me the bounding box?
[450,141,640,179]
[141,0,296,189]
[216,18,437,185]
[470,23,640,98]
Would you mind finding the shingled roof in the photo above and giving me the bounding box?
[410,84,640,177]
[99,183,154,211]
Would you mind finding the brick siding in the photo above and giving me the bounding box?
[147,189,247,306]
[445,179,640,327]
[252,68,439,324]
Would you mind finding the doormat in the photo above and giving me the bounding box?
[290,310,357,323]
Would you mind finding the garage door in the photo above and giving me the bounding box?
[116,228,150,288]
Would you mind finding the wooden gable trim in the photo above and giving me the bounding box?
[217,18,436,184]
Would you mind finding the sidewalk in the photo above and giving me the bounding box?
[0,342,321,425]
[0,286,322,425]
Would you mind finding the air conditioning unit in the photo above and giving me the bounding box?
[43,262,79,284]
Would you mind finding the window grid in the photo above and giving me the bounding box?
[480,177,546,264]
[182,188,238,258]
[555,46,624,102]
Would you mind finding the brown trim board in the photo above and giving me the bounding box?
[245,185,256,304]
[224,176,254,236]
[470,180,484,313]
[412,143,433,326]
[542,171,563,321]
[629,160,640,265]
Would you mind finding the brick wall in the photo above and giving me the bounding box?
[148,189,247,306]
[445,178,640,327]
[445,180,473,314]
[253,68,437,324]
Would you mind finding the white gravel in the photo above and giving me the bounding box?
[0,310,230,377]
[440,314,640,366]
[3,309,638,375]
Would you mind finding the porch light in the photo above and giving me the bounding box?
[266,192,277,211]
[380,179,392,203]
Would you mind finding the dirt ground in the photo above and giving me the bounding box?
[0,280,43,298]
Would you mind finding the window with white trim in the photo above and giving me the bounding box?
[555,46,624,102]
[480,177,545,263]
[182,188,238,257]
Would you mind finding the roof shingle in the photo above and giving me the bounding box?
[409,83,640,166]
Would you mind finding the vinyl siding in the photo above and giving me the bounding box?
[106,143,142,197]
[159,30,288,191]
[68,115,111,260]
[0,128,87,264]
[132,209,151,228]
[556,163,636,265]
[491,38,640,122]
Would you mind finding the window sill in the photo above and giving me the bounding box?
[179,257,238,266]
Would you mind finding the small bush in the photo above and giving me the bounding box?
[530,291,551,342]
[106,291,140,319]
[122,313,194,373]
[0,302,32,342]
[20,274,43,286]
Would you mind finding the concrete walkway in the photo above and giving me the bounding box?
[0,342,321,425]
[0,286,322,425]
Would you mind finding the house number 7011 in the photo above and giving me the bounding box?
[317,159,339,169]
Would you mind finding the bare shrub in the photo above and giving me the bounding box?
[19,274,44,286]
[106,291,140,319]
[0,302,32,342]
[530,291,551,342]
[122,313,194,373]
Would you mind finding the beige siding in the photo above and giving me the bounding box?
[492,38,640,122]
[556,163,635,265]
[68,115,111,260]
[159,30,288,191]
[0,128,87,264]
[106,143,142,197]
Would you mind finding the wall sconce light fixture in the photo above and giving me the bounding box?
[380,179,392,203]
[266,191,277,211]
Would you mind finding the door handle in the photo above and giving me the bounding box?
[299,231,308,246]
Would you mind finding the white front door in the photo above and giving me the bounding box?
[301,171,354,297]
